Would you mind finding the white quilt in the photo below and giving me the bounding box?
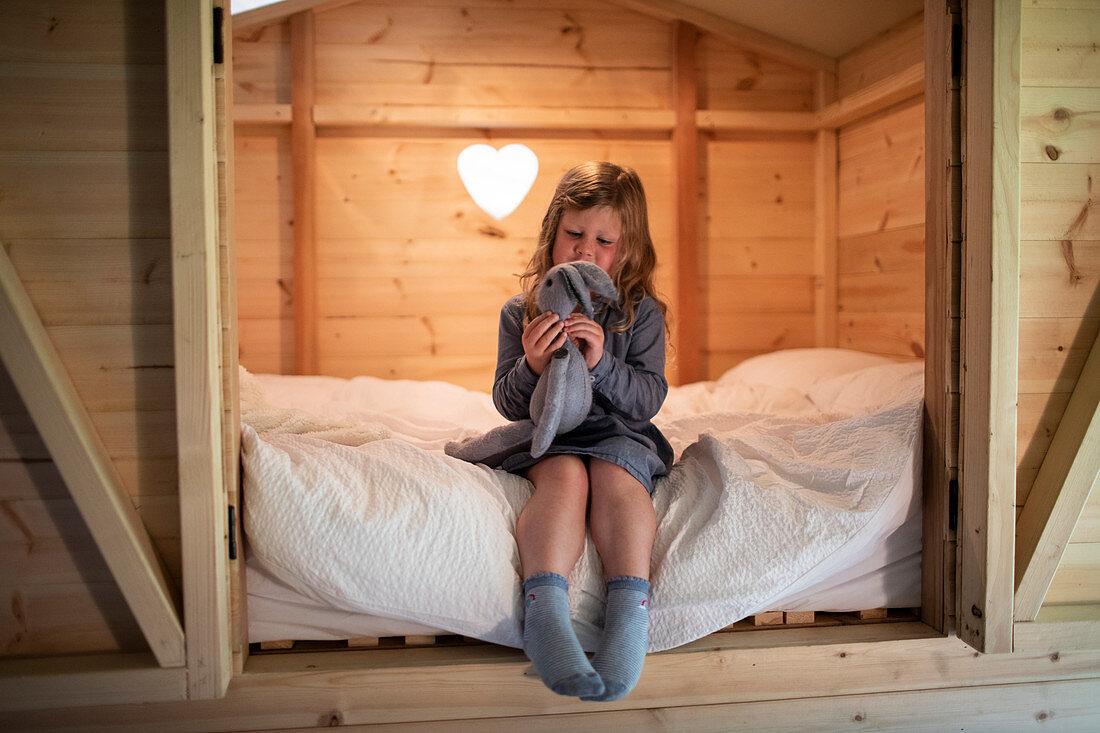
[242,349,923,652]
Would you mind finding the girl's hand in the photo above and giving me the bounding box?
[522,311,567,375]
[564,313,605,370]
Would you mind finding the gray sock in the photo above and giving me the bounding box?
[581,576,650,702]
[522,573,604,698]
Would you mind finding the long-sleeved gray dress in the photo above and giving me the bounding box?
[491,293,674,494]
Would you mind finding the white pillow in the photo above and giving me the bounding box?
[718,348,897,390]
[808,362,924,414]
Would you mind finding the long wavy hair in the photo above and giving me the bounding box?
[519,161,669,334]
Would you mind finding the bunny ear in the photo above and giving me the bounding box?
[562,266,595,318]
[573,261,618,302]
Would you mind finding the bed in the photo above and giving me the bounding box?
[240,348,923,652]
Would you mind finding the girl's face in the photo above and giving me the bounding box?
[551,206,621,275]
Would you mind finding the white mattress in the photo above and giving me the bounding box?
[242,348,924,649]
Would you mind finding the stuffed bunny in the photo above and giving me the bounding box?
[445,261,618,465]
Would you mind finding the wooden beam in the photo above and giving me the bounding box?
[1013,604,1100,653]
[814,70,838,348]
[1015,329,1100,621]
[313,105,677,131]
[696,109,816,132]
[672,20,700,384]
[290,10,318,375]
[0,653,187,712]
[166,0,232,697]
[958,0,1020,654]
[0,245,185,668]
[816,62,925,129]
[608,0,836,73]
[921,0,960,636]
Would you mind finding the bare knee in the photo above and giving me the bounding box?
[527,455,590,504]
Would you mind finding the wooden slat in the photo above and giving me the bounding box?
[817,62,925,130]
[314,105,676,131]
[1020,87,1100,165]
[958,0,1020,654]
[0,653,187,712]
[697,110,815,132]
[165,0,231,696]
[1015,329,1100,620]
[672,20,699,384]
[0,246,184,667]
[290,10,318,375]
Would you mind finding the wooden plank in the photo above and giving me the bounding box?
[1019,163,1100,241]
[165,0,231,696]
[816,62,925,130]
[958,0,1020,654]
[1019,240,1100,318]
[1018,317,1100,394]
[696,110,815,132]
[1015,329,1100,620]
[1045,543,1100,605]
[838,225,925,276]
[233,104,292,124]
[314,105,676,131]
[1021,5,1100,88]
[0,582,147,656]
[698,33,814,114]
[672,20,699,384]
[1020,87,1100,164]
[0,653,187,712]
[290,10,318,375]
[0,246,184,667]
[1014,603,1100,653]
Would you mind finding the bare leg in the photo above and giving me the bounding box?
[516,454,590,578]
[588,458,656,579]
[516,455,603,697]
[583,458,655,702]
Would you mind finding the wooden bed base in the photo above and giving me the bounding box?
[254,607,914,653]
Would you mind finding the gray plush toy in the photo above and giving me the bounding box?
[445,261,618,465]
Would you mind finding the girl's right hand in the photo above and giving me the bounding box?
[522,311,567,375]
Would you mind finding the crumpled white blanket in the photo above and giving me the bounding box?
[241,349,923,652]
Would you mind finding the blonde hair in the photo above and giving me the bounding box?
[520,161,669,333]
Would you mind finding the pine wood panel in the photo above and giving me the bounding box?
[1020,240,1100,319]
[1044,543,1100,605]
[1021,5,1100,88]
[838,312,925,359]
[698,34,814,112]
[837,12,924,101]
[838,225,924,275]
[4,240,173,327]
[1018,317,1100,394]
[1020,87,1100,165]
[704,237,817,276]
[837,102,925,239]
[0,0,166,65]
[0,62,168,152]
[315,2,669,69]
[1020,162,1100,241]
[1,582,148,657]
[231,23,290,106]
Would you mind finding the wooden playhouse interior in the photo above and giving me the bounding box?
[1,0,1098,727]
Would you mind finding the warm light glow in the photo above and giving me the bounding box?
[456,144,539,220]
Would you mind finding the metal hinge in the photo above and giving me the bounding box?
[227,504,238,560]
[213,6,225,64]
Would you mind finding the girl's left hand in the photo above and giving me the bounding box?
[563,313,604,370]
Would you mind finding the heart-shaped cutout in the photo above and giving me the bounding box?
[457,143,539,220]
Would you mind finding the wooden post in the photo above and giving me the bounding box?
[166,0,232,697]
[672,20,700,384]
[814,69,838,348]
[922,0,961,637]
[958,0,1020,654]
[290,10,318,374]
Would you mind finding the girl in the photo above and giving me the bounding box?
[493,161,673,701]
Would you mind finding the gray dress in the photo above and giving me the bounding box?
[491,293,674,494]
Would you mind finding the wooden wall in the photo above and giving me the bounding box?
[233,0,928,389]
[1016,0,1100,608]
[836,13,926,360]
[0,0,177,657]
